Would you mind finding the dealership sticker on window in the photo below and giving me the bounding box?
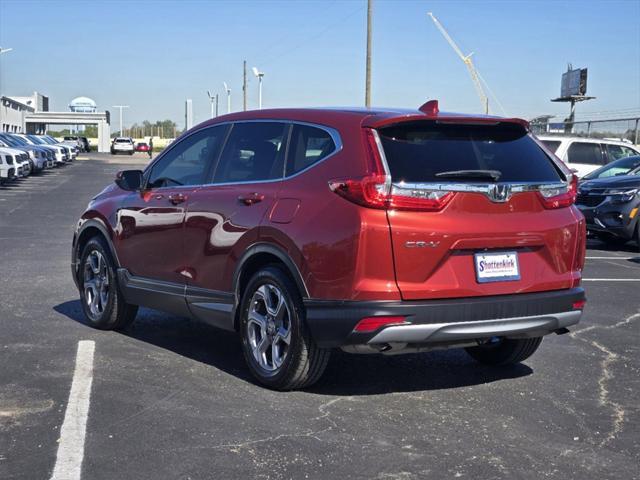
[474,251,520,283]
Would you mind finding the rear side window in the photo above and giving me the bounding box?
[213,122,287,183]
[566,142,603,165]
[378,121,561,183]
[286,124,336,176]
[541,140,561,152]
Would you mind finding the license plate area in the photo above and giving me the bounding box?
[474,251,520,283]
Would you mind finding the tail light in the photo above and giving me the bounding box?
[537,174,578,209]
[328,128,454,212]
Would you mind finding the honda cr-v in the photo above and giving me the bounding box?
[72,101,587,390]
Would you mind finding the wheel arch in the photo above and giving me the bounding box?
[73,218,120,283]
[232,243,309,331]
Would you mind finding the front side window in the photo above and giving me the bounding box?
[286,124,336,176]
[213,122,287,183]
[147,125,226,188]
[566,142,603,165]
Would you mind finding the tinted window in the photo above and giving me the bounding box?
[607,144,638,161]
[286,124,336,176]
[213,122,287,183]
[378,121,561,183]
[541,140,561,152]
[566,142,603,165]
[147,126,226,188]
[584,155,640,180]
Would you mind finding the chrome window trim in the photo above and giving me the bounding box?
[391,182,569,203]
[144,119,343,190]
[390,181,569,195]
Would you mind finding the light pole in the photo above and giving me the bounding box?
[112,105,129,137]
[207,91,218,118]
[223,82,231,113]
[252,67,265,109]
[365,0,373,108]
[0,47,13,55]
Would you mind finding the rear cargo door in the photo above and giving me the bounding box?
[377,121,582,300]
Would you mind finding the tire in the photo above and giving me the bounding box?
[239,266,330,390]
[79,236,138,330]
[465,337,542,366]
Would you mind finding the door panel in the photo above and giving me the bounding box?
[115,125,225,285]
[183,121,289,293]
[184,182,281,292]
[115,188,190,284]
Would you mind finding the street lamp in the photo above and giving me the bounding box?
[207,90,219,118]
[223,82,231,114]
[252,67,265,109]
[112,105,129,138]
[0,47,13,55]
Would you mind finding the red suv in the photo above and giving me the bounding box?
[72,101,586,390]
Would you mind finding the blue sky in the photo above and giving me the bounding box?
[1,0,639,128]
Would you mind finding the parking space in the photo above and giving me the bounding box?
[0,157,638,479]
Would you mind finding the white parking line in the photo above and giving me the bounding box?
[50,340,95,480]
[582,278,640,282]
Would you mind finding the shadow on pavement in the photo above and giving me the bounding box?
[54,299,533,395]
[586,237,639,255]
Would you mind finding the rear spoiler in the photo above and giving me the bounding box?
[362,113,530,131]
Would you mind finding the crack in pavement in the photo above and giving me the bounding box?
[569,311,639,447]
[168,396,355,461]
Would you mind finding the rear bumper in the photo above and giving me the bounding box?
[304,288,585,348]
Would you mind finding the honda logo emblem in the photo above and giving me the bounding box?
[487,184,512,202]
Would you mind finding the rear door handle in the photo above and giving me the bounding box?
[238,193,265,206]
[168,193,187,205]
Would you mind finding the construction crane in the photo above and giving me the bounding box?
[427,12,489,114]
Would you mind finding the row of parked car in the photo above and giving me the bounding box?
[0,133,78,183]
[536,135,640,249]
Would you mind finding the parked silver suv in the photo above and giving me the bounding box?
[111,137,135,155]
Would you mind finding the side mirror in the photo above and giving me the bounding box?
[115,170,143,191]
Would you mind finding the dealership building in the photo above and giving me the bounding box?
[0,91,112,152]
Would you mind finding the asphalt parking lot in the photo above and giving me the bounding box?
[1,156,638,480]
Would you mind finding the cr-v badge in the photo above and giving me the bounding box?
[405,240,440,248]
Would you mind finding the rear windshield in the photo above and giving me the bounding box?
[378,121,562,183]
[115,138,131,143]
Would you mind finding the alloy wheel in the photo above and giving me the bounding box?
[83,250,110,318]
[246,283,292,372]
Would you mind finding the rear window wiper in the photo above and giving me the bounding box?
[434,169,502,181]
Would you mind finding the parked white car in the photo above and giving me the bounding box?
[111,137,135,155]
[0,147,29,178]
[0,149,17,183]
[537,135,640,178]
